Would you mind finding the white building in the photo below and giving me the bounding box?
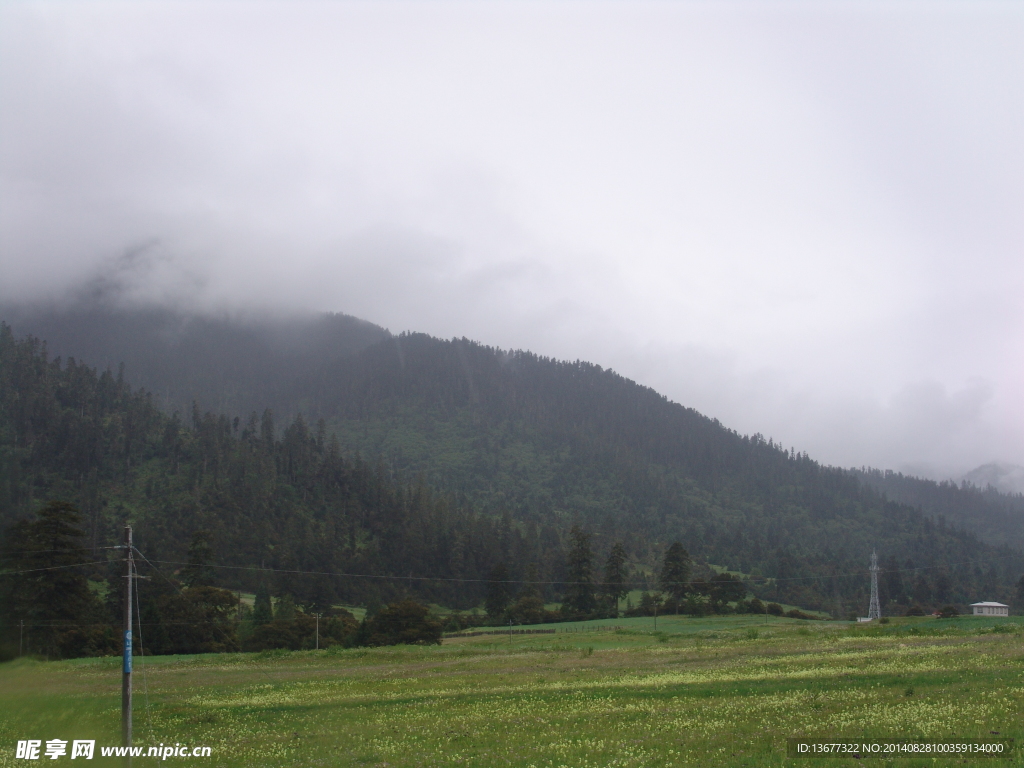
[970,601,1008,616]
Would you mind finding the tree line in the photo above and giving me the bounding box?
[2,321,1023,660]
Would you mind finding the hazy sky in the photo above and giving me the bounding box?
[1,1,1021,479]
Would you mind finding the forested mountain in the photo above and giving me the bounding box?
[2,306,1023,630]
[853,468,1024,551]
[0,303,389,418]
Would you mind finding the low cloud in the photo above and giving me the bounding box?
[1,2,1022,478]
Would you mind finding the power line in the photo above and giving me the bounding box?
[138,552,1024,589]
[0,559,111,576]
[0,544,1017,588]
[0,545,122,557]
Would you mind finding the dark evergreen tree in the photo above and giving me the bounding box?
[935,572,952,604]
[912,574,933,606]
[2,501,114,658]
[484,563,513,620]
[182,530,214,588]
[602,543,628,617]
[660,542,691,613]
[253,581,273,626]
[882,555,904,605]
[563,525,595,615]
[275,593,297,622]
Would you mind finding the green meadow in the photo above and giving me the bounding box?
[2,615,1023,767]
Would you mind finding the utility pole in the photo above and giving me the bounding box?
[19,619,24,656]
[509,618,513,644]
[868,551,881,621]
[314,614,322,650]
[122,526,133,756]
[653,601,657,631]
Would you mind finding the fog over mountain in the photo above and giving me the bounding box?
[1,2,1022,480]
[962,464,1024,497]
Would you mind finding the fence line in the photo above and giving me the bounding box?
[444,625,624,638]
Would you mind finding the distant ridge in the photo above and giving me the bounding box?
[3,301,1023,614]
[0,301,390,418]
[962,463,1024,496]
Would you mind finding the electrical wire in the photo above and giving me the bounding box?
[0,559,112,576]
[138,552,1024,588]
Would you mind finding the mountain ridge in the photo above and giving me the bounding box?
[2,303,1022,615]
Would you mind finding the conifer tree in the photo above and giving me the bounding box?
[182,530,214,588]
[275,593,296,622]
[3,501,108,658]
[563,525,595,615]
[602,543,628,617]
[253,581,273,626]
[660,542,691,613]
[485,563,512,620]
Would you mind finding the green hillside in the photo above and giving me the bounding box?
[2,309,1022,629]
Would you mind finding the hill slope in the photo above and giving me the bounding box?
[2,306,1023,615]
[0,302,389,418]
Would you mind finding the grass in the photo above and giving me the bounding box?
[2,615,1023,767]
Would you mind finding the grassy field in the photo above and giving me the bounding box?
[2,615,1023,767]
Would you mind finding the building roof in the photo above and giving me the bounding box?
[970,602,1008,607]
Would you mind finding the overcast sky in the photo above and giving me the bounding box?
[1,1,1021,479]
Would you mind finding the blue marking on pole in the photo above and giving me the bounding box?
[123,630,132,674]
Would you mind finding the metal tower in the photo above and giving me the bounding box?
[868,551,881,620]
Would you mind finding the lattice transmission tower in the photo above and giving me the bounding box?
[868,551,881,620]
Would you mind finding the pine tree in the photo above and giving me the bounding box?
[253,581,272,626]
[3,501,108,658]
[182,530,214,588]
[563,525,595,616]
[660,542,691,613]
[275,593,296,622]
[602,543,628,617]
[485,563,512,620]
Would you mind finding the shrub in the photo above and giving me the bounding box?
[937,605,960,619]
[785,609,813,620]
[356,600,442,646]
[243,608,358,652]
[766,602,784,616]
[685,593,712,617]
[905,606,926,617]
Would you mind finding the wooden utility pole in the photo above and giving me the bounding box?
[19,620,23,656]
[122,526,133,754]
[314,614,322,650]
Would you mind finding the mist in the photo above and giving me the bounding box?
[1,1,1021,480]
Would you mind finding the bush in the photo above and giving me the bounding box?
[243,608,358,652]
[684,594,712,617]
[244,620,301,651]
[507,595,560,625]
[356,600,442,647]
[785,609,813,620]
[624,592,663,618]
[766,602,784,616]
[747,598,765,615]
[905,606,926,617]
[937,605,960,619]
